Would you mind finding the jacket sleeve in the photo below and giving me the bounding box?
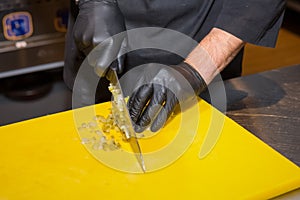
[214,0,286,47]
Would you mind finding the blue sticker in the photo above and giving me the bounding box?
[3,12,33,41]
[54,8,69,32]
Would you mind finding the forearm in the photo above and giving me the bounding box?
[185,28,245,84]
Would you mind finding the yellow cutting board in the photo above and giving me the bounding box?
[0,99,299,200]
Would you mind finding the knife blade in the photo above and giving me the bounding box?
[107,69,146,173]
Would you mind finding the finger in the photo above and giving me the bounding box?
[116,38,127,74]
[81,34,93,55]
[109,60,119,72]
[89,39,115,77]
[128,89,137,109]
[136,84,166,132]
[94,38,115,68]
[73,27,92,55]
[150,90,178,132]
[64,23,85,89]
[128,84,153,123]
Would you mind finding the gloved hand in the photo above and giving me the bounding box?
[128,62,207,133]
[71,0,126,77]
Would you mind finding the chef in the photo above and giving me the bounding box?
[64,0,285,132]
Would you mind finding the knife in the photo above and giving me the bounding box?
[107,69,146,173]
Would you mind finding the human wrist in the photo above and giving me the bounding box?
[185,28,244,84]
[185,44,217,84]
[174,62,207,95]
[200,28,244,70]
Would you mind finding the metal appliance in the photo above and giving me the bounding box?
[0,0,69,78]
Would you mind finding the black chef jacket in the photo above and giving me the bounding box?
[116,0,285,80]
[65,0,285,102]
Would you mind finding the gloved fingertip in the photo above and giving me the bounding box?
[150,123,162,133]
[109,60,118,71]
[128,84,153,123]
[150,107,168,132]
[138,112,152,127]
[134,124,145,133]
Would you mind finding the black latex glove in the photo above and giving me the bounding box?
[71,0,126,76]
[128,62,207,133]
